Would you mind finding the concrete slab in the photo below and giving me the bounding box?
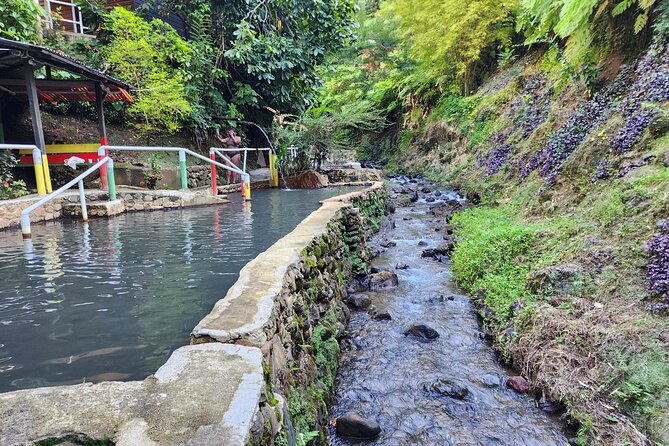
[0,344,263,446]
[192,201,349,345]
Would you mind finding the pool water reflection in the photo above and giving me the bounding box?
[0,187,357,392]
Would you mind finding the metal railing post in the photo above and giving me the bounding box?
[32,148,47,196]
[209,148,217,196]
[20,156,110,239]
[98,146,108,191]
[244,173,251,200]
[269,152,278,188]
[107,158,116,201]
[179,149,188,190]
[78,180,88,221]
[42,154,53,193]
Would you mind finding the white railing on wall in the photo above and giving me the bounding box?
[43,0,89,35]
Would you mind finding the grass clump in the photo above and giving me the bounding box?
[609,349,669,434]
[450,207,538,326]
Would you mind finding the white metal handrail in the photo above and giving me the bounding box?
[44,0,89,34]
[0,144,39,151]
[20,156,113,238]
[99,145,251,198]
[100,145,246,176]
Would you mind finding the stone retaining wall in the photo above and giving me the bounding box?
[0,182,387,446]
[192,182,387,444]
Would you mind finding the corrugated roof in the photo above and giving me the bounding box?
[0,37,134,102]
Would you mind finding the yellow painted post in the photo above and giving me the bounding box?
[269,152,279,188]
[244,174,251,200]
[41,154,52,193]
[32,149,46,196]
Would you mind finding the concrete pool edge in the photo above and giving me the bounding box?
[0,181,386,446]
[0,188,231,231]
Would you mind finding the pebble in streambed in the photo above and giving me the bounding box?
[328,177,568,446]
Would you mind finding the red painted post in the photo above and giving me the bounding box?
[99,136,108,191]
[241,177,246,199]
[210,150,217,196]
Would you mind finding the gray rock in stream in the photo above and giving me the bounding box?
[478,373,501,387]
[369,308,392,320]
[427,379,469,400]
[368,271,399,289]
[403,324,440,340]
[335,412,381,440]
[346,294,371,309]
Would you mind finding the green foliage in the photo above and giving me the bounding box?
[287,389,317,435]
[153,0,357,117]
[609,349,669,430]
[142,154,163,190]
[274,102,387,167]
[519,0,658,71]
[102,8,193,137]
[0,151,18,180]
[0,152,28,199]
[589,188,627,229]
[450,207,537,323]
[0,179,28,200]
[0,0,45,43]
[384,0,518,93]
[653,0,669,36]
[312,309,340,391]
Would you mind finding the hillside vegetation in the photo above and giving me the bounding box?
[295,1,669,445]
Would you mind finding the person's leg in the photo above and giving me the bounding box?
[225,160,233,184]
[232,154,241,183]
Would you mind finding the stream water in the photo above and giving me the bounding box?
[0,187,357,393]
[329,179,568,446]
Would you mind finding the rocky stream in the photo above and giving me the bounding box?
[328,177,570,446]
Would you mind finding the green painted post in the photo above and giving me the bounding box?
[179,149,188,189]
[107,159,117,201]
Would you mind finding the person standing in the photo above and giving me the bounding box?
[217,129,242,184]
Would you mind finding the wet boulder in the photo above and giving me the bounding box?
[418,240,428,247]
[425,196,436,203]
[478,373,501,387]
[395,263,410,270]
[506,375,530,393]
[434,240,455,256]
[434,190,442,197]
[346,293,371,309]
[369,307,392,320]
[404,324,440,340]
[539,396,561,414]
[336,413,381,440]
[421,241,455,261]
[287,170,329,189]
[428,198,470,221]
[427,379,469,400]
[393,186,418,203]
[379,239,397,248]
[420,248,435,258]
[368,271,399,290]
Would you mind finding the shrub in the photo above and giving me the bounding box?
[142,155,163,190]
[450,207,537,324]
[0,0,45,43]
[102,8,192,138]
